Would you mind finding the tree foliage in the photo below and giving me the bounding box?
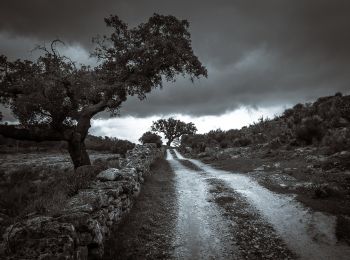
[0,14,207,168]
[139,131,162,147]
[151,117,197,146]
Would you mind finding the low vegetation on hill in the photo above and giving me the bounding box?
[181,93,350,232]
[182,93,350,155]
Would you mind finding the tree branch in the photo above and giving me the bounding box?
[75,98,120,139]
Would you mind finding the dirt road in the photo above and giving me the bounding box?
[104,149,350,259]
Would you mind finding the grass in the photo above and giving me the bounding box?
[0,162,106,240]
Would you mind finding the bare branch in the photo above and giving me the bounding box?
[51,39,65,57]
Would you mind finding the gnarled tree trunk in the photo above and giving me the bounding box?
[67,132,91,169]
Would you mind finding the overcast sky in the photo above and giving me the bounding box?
[1,0,349,142]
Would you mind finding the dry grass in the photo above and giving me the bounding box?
[0,162,106,240]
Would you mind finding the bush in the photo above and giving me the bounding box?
[233,137,252,147]
[207,129,226,143]
[296,115,325,145]
[181,134,207,152]
[322,128,350,154]
[139,131,162,148]
[219,139,229,148]
[268,137,282,149]
[111,139,135,156]
[86,135,135,154]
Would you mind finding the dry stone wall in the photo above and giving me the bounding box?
[0,144,163,260]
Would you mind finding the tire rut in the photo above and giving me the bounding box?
[175,157,296,259]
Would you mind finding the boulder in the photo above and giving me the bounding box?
[97,167,138,182]
[96,168,121,181]
[254,166,265,171]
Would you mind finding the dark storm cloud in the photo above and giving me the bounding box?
[1,0,350,118]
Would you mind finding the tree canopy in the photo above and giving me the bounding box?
[139,131,162,148]
[151,117,197,146]
[0,14,207,168]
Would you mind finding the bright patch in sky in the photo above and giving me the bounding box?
[90,105,287,143]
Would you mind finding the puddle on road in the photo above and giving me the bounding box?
[173,150,350,260]
[167,150,237,260]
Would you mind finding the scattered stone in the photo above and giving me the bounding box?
[97,168,121,181]
[274,162,281,168]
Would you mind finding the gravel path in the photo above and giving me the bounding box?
[104,150,350,259]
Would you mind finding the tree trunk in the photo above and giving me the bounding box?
[167,140,172,146]
[67,136,91,169]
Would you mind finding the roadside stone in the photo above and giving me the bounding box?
[97,168,121,181]
[335,151,350,159]
[274,162,281,168]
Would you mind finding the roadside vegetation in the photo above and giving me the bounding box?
[0,136,124,239]
[181,93,350,154]
[180,93,350,237]
[139,131,162,148]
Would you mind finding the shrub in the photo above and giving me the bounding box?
[219,139,229,148]
[268,137,282,149]
[111,139,135,156]
[296,115,325,145]
[335,92,343,97]
[322,128,350,154]
[85,135,136,153]
[181,134,207,152]
[233,137,252,147]
[207,129,226,143]
[139,131,162,148]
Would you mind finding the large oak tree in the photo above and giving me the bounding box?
[151,117,197,146]
[0,14,207,168]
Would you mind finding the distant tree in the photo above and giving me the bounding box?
[139,131,162,148]
[0,14,207,168]
[151,118,197,146]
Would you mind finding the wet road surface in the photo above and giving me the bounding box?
[167,150,238,259]
[105,150,350,259]
[172,149,350,260]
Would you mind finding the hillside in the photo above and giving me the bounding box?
[180,93,350,243]
[182,92,350,154]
